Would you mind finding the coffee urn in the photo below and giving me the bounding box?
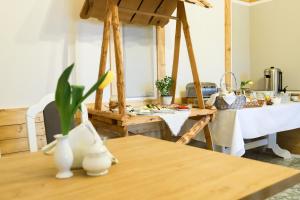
[264,67,282,94]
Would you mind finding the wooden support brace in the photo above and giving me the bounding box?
[95,0,112,110]
[177,1,213,150]
[171,7,182,104]
[178,2,205,108]
[176,115,210,145]
[111,1,126,115]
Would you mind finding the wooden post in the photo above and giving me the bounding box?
[171,7,182,104]
[111,1,126,115]
[156,26,166,103]
[178,1,213,150]
[160,122,172,141]
[94,0,112,110]
[225,0,232,88]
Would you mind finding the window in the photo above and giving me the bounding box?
[122,24,157,99]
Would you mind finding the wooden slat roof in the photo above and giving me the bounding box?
[80,0,212,26]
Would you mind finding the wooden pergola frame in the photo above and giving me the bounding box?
[81,0,216,150]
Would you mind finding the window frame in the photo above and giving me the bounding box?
[109,23,158,102]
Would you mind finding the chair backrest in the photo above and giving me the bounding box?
[43,101,75,144]
[26,94,89,152]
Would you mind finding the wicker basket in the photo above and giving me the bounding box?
[215,72,246,110]
[215,96,246,110]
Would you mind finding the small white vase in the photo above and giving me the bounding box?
[82,142,112,176]
[161,96,173,105]
[54,134,74,179]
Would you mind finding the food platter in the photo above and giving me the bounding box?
[111,104,191,115]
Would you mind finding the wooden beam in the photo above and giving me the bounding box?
[225,0,232,88]
[119,7,179,21]
[95,0,112,110]
[111,0,126,115]
[131,0,164,25]
[186,0,212,8]
[156,26,166,103]
[171,8,182,104]
[178,1,214,150]
[177,2,204,108]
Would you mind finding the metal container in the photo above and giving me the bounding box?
[186,82,217,98]
[264,67,282,94]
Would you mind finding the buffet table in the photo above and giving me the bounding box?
[90,108,216,149]
[210,102,300,158]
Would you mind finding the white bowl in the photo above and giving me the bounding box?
[272,97,281,105]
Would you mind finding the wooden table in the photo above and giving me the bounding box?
[1,136,300,200]
[210,102,300,158]
[90,108,217,149]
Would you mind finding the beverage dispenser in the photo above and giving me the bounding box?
[264,67,282,94]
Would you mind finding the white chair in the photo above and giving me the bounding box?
[26,93,89,152]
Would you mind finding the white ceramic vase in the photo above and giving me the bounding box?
[54,134,74,179]
[82,142,112,176]
[161,96,172,105]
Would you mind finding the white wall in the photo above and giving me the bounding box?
[0,0,225,108]
[232,3,251,86]
[232,0,300,90]
[165,0,225,96]
[0,0,108,108]
[250,0,300,90]
[0,0,72,108]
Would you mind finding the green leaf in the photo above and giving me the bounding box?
[70,71,109,119]
[155,76,173,96]
[55,64,74,108]
[71,85,84,114]
[54,63,110,135]
[55,63,74,135]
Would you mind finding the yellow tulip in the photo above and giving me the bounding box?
[99,71,114,89]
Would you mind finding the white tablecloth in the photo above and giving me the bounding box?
[155,111,191,136]
[210,102,300,156]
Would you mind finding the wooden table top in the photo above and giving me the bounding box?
[90,108,217,126]
[124,108,217,126]
[1,135,300,200]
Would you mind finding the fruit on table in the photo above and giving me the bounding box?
[145,104,160,110]
[177,105,189,109]
[265,96,273,105]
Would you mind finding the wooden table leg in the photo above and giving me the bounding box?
[203,125,214,151]
[160,122,172,141]
[122,126,129,137]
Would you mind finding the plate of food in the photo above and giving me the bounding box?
[135,109,153,115]
[176,105,190,111]
[153,108,175,114]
